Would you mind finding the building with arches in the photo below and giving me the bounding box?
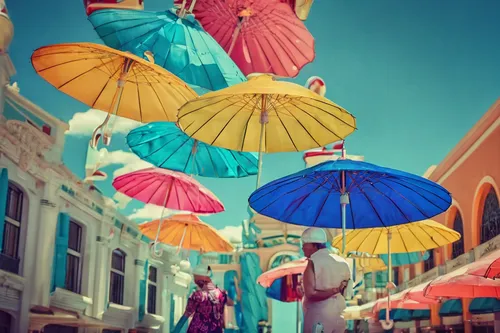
[377,98,500,333]
[0,9,191,333]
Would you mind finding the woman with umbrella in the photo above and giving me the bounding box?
[171,263,234,333]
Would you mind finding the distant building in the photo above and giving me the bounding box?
[0,10,191,333]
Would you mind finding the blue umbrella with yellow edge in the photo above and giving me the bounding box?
[127,122,258,178]
[88,8,247,92]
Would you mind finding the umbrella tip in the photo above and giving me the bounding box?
[144,51,155,64]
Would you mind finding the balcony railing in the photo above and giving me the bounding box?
[0,252,20,275]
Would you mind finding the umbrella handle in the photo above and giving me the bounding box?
[150,241,164,258]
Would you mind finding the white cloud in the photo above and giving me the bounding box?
[95,150,153,177]
[128,204,187,221]
[66,109,141,136]
[218,225,242,244]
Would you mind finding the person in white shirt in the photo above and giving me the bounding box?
[301,227,352,333]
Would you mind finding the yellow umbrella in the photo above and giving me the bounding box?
[349,254,387,272]
[31,43,197,148]
[332,220,461,328]
[331,220,460,255]
[139,214,234,254]
[178,74,356,188]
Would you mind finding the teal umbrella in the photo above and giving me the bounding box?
[89,8,246,92]
[127,122,258,178]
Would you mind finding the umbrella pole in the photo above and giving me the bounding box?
[340,145,348,253]
[228,18,245,56]
[151,190,171,257]
[386,229,392,323]
[296,300,301,333]
[91,59,133,148]
[176,225,188,254]
[256,95,268,189]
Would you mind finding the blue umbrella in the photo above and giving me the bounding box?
[249,159,452,247]
[88,8,247,92]
[127,122,258,178]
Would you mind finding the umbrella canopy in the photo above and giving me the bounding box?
[249,160,452,229]
[178,74,356,153]
[31,43,196,123]
[402,282,437,304]
[469,249,500,280]
[112,167,224,214]
[174,0,315,77]
[425,273,500,299]
[89,9,246,92]
[373,291,430,311]
[331,220,461,254]
[127,122,258,178]
[139,214,234,253]
[425,250,500,299]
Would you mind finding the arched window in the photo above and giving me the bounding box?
[1,182,24,274]
[452,211,465,259]
[0,311,12,333]
[480,188,500,244]
[424,250,434,272]
[109,249,126,305]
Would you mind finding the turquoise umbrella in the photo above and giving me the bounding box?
[127,122,258,178]
[379,251,430,267]
[88,8,246,92]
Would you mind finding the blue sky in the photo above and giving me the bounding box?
[6,0,500,331]
[7,0,500,233]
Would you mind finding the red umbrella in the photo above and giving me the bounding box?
[174,0,315,77]
[401,282,437,304]
[112,167,224,214]
[424,251,500,299]
[469,249,500,280]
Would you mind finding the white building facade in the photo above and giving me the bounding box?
[0,7,191,333]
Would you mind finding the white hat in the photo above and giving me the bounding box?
[301,227,327,244]
[192,263,211,277]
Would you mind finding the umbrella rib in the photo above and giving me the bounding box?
[387,178,451,209]
[139,69,172,121]
[90,64,123,108]
[294,99,356,129]
[189,26,217,90]
[362,179,413,222]
[132,66,144,122]
[204,143,220,177]
[268,95,300,150]
[51,57,118,90]
[282,173,337,223]
[253,175,327,216]
[378,180,444,217]
[240,95,261,151]
[355,181,387,228]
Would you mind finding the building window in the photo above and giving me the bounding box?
[424,250,434,272]
[110,249,126,305]
[43,325,78,333]
[452,211,465,259]
[148,266,158,314]
[0,311,12,333]
[65,221,83,294]
[0,183,23,274]
[481,188,500,244]
[393,267,399,286]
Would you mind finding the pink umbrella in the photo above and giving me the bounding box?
[174,0,315,77]
[112,167,224,214]
[424,257,500,299]
[257,255,348,287]
[468,249,500,280]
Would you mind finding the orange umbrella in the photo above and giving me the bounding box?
[139,214,234,253]
[31,43,197,148]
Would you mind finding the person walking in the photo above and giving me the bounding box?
[171,263,233,333]
[301,227,352,333]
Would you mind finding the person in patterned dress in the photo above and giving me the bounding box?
[172,264,233,333]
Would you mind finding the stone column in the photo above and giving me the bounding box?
[31,174,61,307]
[93,234,111,319]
